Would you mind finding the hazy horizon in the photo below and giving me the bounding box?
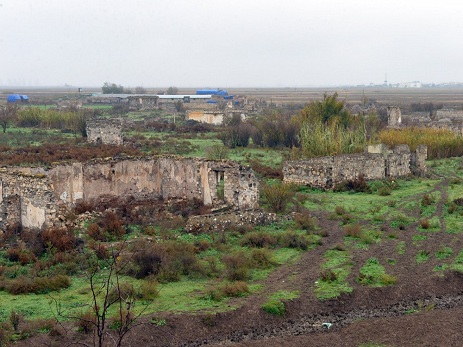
[1,0,463,88]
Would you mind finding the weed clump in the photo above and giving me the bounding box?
[294,210,317,231]
[261,182,294,213]
[334,174,371,193]
[344,224,362,238]
[240,232,277,248]
[262,299,285,316]
[278,231,308,250]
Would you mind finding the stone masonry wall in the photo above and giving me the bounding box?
[0,170,58,230]
[86,118,123,145]
[436,109,463,120]
[387,106,402,127]
[185,209,278,233]
[0,157,259,231]
[283,145,426,189]
[48,157,259,210]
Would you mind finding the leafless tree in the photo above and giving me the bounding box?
[0,103,19,133]
[134,86,147,94]
[166,86,178,95]
[50,242,154,347]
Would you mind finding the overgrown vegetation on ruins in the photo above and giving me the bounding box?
[2,90,463,345]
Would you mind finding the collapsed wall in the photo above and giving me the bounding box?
[0,157,259,230]
[283,144,427,189]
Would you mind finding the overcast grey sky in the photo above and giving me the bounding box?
[0,0,462,88]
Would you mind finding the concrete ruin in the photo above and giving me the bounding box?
[86,118,123,145]
[0,157,259,231]
[283,144,427,189]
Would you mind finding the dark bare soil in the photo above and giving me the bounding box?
[15,178,463,347]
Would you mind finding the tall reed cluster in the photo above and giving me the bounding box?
[300,117,366,158]
[379,127,463,159]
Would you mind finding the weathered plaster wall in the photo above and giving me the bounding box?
[0,170,57,230]
[0,157,259,230]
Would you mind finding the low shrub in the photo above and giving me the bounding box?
[76,310,96,334]
[222,252,249,281]
[249,160,283,179]
[2,274,71,294]
[421,194,434,206]
[240,232,278,248]
[378,187,391,196]
[344,224,362,238]
[108,282,137,303]
[249,248,276,269]
[279,231,308,250]
[100,211,126,240]
[205,144,229,160]
[294,211,317,231]
[420,218,430,229]
[320,269,337,282]
[41,228,76,252]
[335,205,347,215]
[261,182,294,213]
[219,281,250,297]
[137,280,159,301]
[334,174,371,193]
[87,223,106,241]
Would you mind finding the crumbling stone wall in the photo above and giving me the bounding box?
[186,209,278,233]
[283,144,426,189]
[436,109,463,121]
[0,170,57,230]
[387,106,402,127]
[0,157,259,230]
[48,157,259,209]
[86,118,123,145]
[128,95,158,110]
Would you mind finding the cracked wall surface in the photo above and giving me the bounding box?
[0,157,259,230]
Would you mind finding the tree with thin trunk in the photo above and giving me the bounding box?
[0,103,19,133]
[50,242,154,347]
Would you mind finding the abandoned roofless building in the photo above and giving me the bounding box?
[0,157,259,230]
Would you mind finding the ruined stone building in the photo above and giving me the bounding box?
[0,157,259,231]
[388,107,463,136]
[127,95,159,110]
[387,106,402,127]
[283,144,427,189]
[86,118,123,145]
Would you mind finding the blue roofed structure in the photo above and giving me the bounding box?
[7,94,28,103]
[196,89,228,96]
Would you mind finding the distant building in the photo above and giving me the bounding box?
[7,94,28,103]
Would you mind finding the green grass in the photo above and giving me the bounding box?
[315,249,353,300]
[357,258,397,287]
[416,250,430,264]
[396,241,406,255]
[450,249,463,272]
[268,290,300,301]
[435,246,453,260]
